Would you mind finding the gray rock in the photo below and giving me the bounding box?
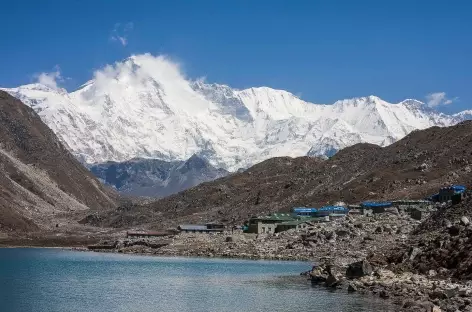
[325,274,341,287]
[324,231,337,241]
[445,220,453,228]
[383,224,393,234]
[461,216,470,226]
[429,290,448,300]
[448,225,461,236]
[444,287,458,298]
[348,283,358,292]
[403,300,438,312]
[354,222,364,229]
[409,247,422,261]
[335,229,350,237]
[379,289,390,299]
[346,260,373,278]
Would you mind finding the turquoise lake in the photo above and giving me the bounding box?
[0,248,394,312]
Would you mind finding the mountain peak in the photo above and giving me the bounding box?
[179,154,210,173]
[2,53,471,172]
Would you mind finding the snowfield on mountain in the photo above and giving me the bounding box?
[3,53,471,171]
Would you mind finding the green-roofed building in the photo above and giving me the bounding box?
[245,213,329,234]
[275,217,329,233]
[245,213,296,234]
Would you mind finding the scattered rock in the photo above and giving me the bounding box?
[348,283,358,292]
[448,225,461,236]
[379,289,390,299]
[409,247,422,261]
[325,274,341,288]
[429,290,448,300]
[444,220,453,228]
[346,260,373,278]
[460,217,470,226]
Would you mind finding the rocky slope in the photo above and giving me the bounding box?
[2,54,471,171]
[89,155,228,197]
[380,194,472,281]
[0,91,117,233]
[83,120,472,229]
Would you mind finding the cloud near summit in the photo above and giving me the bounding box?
[91,54,187,90]
[35,66,63,90]
[425,92,458,108]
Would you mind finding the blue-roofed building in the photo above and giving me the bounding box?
[292,207,318,217]
[317,206,349,217]
[435,185,467,204]
[361,202,392,214]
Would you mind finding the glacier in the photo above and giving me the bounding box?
[2,53,470,171]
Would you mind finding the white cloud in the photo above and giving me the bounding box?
[92,54,185,89]
[89,53,210,113]
[110,22,134,46]
[425,92,458,108]
[35,66,63,89]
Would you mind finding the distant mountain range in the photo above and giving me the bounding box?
[2,54,471,196]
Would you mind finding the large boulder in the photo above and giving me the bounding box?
[346,260,373,279]
[325,274,341,288]
[448,225,461,236]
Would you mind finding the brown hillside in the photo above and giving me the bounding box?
[0,91,117,232]
[85,121,472,229]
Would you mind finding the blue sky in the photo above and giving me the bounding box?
[1,0,471,113]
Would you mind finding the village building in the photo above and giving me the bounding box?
[245,213,294,234]
[292,207,318,217]
[432,185,467,204]
[275,220,313,233]
[178,223,225,233]
[391,199,434,214]
[361,202,392,214]
[317,206,349,217]
[126,230,176,238]
[245,212,332,234]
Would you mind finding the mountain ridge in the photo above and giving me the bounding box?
[0,91,117,232]
[89,154,228,197]
[83,120,472,229]
[2,54,470,171]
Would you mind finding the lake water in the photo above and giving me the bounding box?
[0,248,394,312]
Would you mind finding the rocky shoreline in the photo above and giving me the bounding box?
[306,259,472,312]
[84,208,472,312]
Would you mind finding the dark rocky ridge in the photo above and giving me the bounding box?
[89,154,228,198]
[0,91,118,232]
[85,121,472,229]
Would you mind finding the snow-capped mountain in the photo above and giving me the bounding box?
[2,53,470,171]
[89,154,228,198]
